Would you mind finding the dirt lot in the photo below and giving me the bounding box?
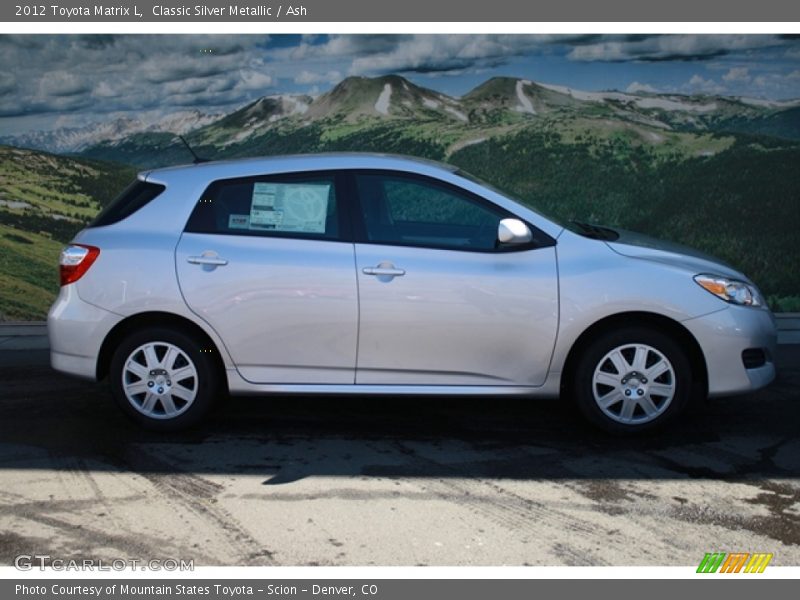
[0,346,798,566]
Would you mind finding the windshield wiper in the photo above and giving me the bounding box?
[571,221,620,241]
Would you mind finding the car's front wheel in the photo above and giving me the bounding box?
[571,327,693,433]
[109,327,219,430]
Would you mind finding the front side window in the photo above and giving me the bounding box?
[185,173,340,240]
[355,173,508,251]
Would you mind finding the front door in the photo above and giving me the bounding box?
[351,171,559,386]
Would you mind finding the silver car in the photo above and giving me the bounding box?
[48,153,777,433]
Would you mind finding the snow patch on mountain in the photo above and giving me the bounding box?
[613,109,672,130]
[229,129,253,144]
[423,97,440,109]
[537,82,720,113]
[644,131,665,143]
[0,199,32,209]
[539,82,641,105]
[737,96,800,109]
[538,82,619,103]
[375,84,392,115]
[152,110,221,133]
[515,80,536,115]
[458,137,487,149]
[445,106,468,122]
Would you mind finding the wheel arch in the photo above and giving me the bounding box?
[96,311,228,388]
[560,311,708,397]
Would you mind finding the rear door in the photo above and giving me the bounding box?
[176,171,359,384]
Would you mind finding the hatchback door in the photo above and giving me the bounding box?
[176,171,358,384]
[351,171,559,386]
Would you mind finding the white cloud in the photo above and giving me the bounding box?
[1,34,798,125]
[38,71,90,97]
[347,35,542,75]
[626,81,658,94]
[568,35,788,62]
[0,35,273,117]
[753,69,800,94]
[275,34,575,77]
[722,67,750,82]
[686,74,726,95]
[294,70,342,85]
[236,71,273,91]
[91,81,119,98]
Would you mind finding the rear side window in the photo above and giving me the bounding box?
[185,173,341,240]
[89,180,166,227]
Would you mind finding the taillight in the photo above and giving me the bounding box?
[59,245,100,286]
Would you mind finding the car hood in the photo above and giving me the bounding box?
[600,227,752,283]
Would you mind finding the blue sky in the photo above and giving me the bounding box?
[1,34,799,134]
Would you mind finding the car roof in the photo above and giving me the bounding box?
[142,152,458,182]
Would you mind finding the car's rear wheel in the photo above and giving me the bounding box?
[572,327,693,434]
[109,327,219,430]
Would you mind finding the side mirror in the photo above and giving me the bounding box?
[497,218,533,245]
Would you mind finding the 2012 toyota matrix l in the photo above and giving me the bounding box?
[48,153,777,433]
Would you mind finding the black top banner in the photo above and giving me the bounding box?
[4,0,800,22]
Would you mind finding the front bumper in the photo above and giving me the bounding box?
[682,305,777,397]
[47,285,122,381]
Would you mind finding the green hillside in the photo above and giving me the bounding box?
[0,146,135,320]
[4,75,800,318]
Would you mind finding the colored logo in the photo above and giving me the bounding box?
[697,552,773,573]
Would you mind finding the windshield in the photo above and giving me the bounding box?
[453,168,566,225]
[454,168,618,240]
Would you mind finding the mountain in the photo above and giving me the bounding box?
[2,74,800,318]
[193,95,313,147]
[72,75,800,169]
[461,77,585,122]
[0,145,135,319]
[11,75,799,161]
[300,75,467,122]
[0,109,222,154]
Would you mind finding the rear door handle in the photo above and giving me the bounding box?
[362,266,406,277]
[187,255,228,266]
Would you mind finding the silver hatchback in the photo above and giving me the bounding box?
[48,153,777,433]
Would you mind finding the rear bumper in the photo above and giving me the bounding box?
[47,285,122,381]
[683,305,777,397]
[50,351,97,381]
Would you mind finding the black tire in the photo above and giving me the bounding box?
[570,326,693,434]
[109,327,220,431]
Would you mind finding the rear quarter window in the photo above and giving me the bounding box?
[89,179,166,227]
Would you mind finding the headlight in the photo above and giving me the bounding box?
[694,274,764,307]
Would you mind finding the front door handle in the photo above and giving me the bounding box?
[187,255,228,266]
[363,264,406,277]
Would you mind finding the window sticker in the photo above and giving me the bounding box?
[249,182,330,233]
[228,214,250,229]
